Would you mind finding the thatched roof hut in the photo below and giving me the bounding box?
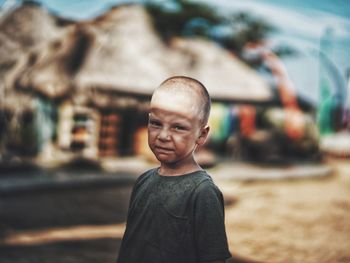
[74,4,272,104]
[3,3,272,106]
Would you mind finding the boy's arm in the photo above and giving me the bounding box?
[194,181,231,262]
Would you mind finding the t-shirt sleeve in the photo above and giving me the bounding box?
[193,180,231,262]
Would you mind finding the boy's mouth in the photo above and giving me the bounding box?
[154,146,173,153]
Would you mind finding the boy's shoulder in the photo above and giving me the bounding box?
[134,168,157,184]
[194,174,221,195]
[186,170,214,187]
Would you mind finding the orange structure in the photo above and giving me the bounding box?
[245,42,305,140]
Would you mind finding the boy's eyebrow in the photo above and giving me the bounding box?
[149,117,160,121]
[172,119,191,125]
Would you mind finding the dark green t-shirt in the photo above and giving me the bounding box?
[117,168,231,263]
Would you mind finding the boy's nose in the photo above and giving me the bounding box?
[158,128,170,141]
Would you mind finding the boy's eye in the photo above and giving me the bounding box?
[149,120,162,128]
[173,125,187,131]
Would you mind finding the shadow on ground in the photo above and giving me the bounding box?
[0,238,257,263]
[0,184,132,235]
[0,238,121,263]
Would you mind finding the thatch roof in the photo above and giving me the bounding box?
[74,4,178,96]
[75,4,272,102]
[13,26,89,98]
[0,32,24,96]
[0,23,25,110]
[170,38,272,102]
[0,2,61,50]
[2,3,272,104]
[0,2,68,98]
[0,32,23,69]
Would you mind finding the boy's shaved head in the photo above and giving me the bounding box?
[153,76,211,125]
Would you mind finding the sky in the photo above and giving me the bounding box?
[1,0,350,105]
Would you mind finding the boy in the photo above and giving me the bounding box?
[117,76,231,263]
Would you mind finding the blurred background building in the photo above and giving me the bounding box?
[0,0,349,168]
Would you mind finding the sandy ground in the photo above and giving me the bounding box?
[218,159,350,263]
[0,159,349,262]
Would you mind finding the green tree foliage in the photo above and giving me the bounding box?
[144,0,224,41]
[221,12,276,53]
[144,0,278,55]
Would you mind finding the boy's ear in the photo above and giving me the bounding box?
[196,125,210,146]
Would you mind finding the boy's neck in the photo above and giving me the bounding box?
[158,160,202,176]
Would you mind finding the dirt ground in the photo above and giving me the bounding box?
[219,159,350,263]
[0,158,349,263]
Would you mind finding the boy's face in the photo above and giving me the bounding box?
[148,88,208,166]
